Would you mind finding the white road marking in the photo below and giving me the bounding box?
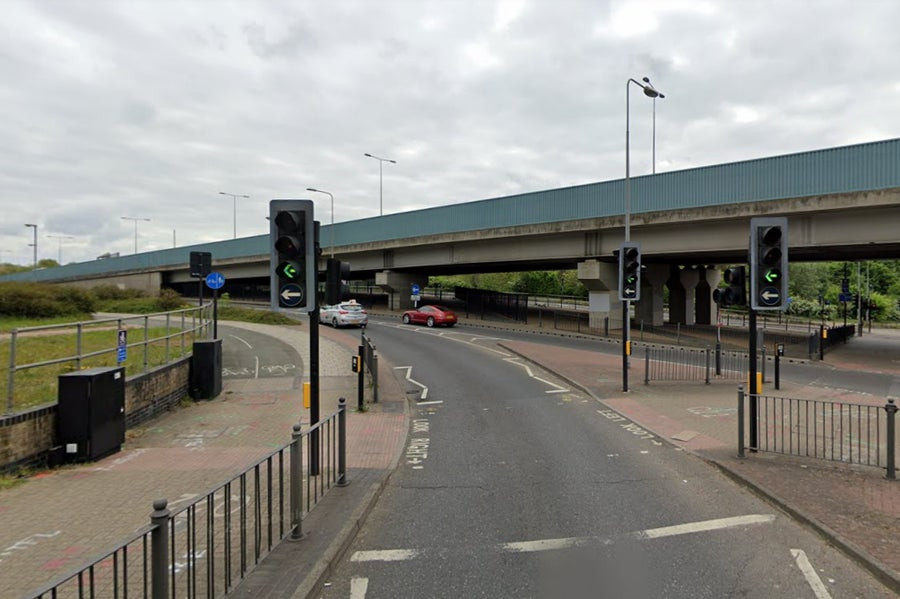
[348,514,776,564]
[230,334,253,349]
[504,357,569,393]
[791,549,833,599]
[637,514,775,540]
[350,577,369,599]
[394,366,429,399]
[351,549,420,562]
[254,355,259,378]
[416,400,444,406]
[502,536,587,553]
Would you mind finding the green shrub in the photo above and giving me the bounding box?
[90,285,147,300]
[0,282,94,317]
[155,288,187,311]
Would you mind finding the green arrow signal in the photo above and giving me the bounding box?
[276,261,302,281]
[764,268,781,283]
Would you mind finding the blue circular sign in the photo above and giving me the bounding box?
[279,283,304,307]
[411,283,420,295]
[759,286,781,306]
[205,272,225,290]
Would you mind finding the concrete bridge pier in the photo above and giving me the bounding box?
[635,264,669,327]
[669,267,701,325]
[696,267,721,325]
[577,260,622,331]
[375,270,421,311]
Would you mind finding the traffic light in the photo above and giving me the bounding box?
[189,251,211,277]
[618,241,641,301]
[325,258,351,305]
[713,266,746,306]
[750,217,789,310]
[270,199,315,311]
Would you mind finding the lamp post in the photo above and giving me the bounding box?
[364,153,396,216]
[24,223,37,267]
[219,191,249,239]
[623,76,664,392]
[306,188,334,258]
[46,235,74,263]
[121,216,150,254]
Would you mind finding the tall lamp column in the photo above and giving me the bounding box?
[364,153,396,216]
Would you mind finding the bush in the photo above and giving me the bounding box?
[90,285,147,301]
[0,282,94,317]
[155,288,186,311]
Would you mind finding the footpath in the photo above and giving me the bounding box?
[2,317,897,597]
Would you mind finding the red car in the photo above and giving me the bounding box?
[401,305,458,327]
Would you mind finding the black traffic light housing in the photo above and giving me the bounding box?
[750,217,789,311]
[325,258,351,305]
[713,266,746,306]
[270,199,316,311]
[189,251,212,277]
[618,241,641,301]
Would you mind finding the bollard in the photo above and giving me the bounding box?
[357,345,365,411]
[337,398,349,486]
[886,400,897,480]
[737,386,745,459]
[150,499,170,599]
[715,340,722,376]
[704,347,711,385]
[290,423,304,540]
[644,346,650,385]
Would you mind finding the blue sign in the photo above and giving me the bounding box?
[411,283,420,295]
[205,272,225,290]
[838,292,853,302]
[117,329,127,364]
[279,283,304,307]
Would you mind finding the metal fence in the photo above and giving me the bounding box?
[738,390,897,479]
[26,400,349,599]
[361,330,379,404]
[4,305,213,413]
[643,345,764,385]
[534,308,594,334]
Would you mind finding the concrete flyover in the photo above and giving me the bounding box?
[4,138,900,328]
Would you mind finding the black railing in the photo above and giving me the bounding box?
[643,345,764,385]
[738,389,897,479]
[27,401,348,599]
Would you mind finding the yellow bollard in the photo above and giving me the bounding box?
[303,381,310,409]
[746,372,763,394]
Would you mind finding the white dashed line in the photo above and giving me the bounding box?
[351,549,420,562]
[350,577,369,599]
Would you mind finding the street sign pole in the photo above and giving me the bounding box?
[749,307,758,451]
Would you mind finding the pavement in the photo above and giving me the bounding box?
[1,316,898,597]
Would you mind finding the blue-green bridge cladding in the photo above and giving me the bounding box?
[4,138,900,326]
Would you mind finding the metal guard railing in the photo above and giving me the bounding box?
[738,389,897,480]
[26,400,349,599]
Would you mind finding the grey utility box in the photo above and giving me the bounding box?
[57,366,126,462]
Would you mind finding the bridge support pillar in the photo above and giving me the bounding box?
[375,271,422,311]
[696,267,721,325]
[670,267,701,325]
[577,260,622,331]
[635,264,668,327]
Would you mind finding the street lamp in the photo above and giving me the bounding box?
[364,153,396,216]
[46,235,74,263]
[306,187,335,258]
[24,223,37,267]
[219,191,250,239]
[121,216,150,254]
[623,76,664,392]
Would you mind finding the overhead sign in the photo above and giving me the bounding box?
[205,272,225,290]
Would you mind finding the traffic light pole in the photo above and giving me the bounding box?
[309,306,320,475]
[622,299,629,392]
[748,307,758,451]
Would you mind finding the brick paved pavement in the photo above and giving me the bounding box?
[0,320,408,598]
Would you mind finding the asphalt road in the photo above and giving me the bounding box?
[219,323,302,380]
[317,318,893,598]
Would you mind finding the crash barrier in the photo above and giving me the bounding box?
[643,345,765,385]
[738,388,896,480]
[361,330,379,403]
[26,401,349,599]
[5,305,213,413]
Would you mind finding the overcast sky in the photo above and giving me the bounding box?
[2,0,899,265]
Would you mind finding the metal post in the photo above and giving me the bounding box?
[749,309,759,450]
[774,351,781,391]
[309,309,320,476]
[819,325,825,361]
[372,350,379,403]
[704,347,711,385]
[150,499,170,599]
[737,386,745,458]
[337,398,348,486]
[622,300,629,392]
[885,400,897,480]
[644,346,650,385]
[6,330,16,413]
[357,345,365,411]
[212,287,219,339]
[290,424,304,539]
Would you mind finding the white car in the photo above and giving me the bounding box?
[320,300,368,328]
